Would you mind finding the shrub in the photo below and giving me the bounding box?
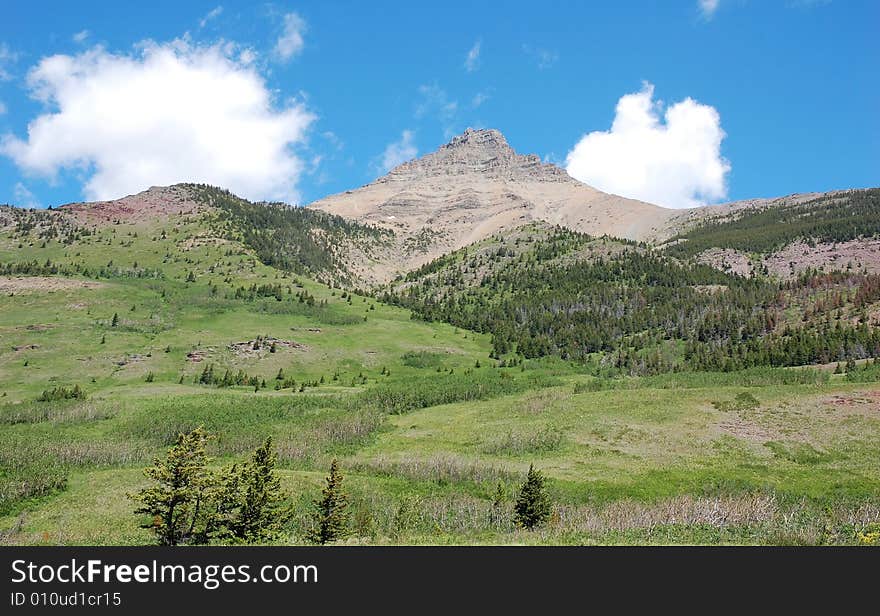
[36,385,85,402]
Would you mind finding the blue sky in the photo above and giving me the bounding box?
[0,0,877,209]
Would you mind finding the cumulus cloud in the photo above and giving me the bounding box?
[1,40,316,202]
[275,12,306,61]
[378,130,417,173]
[565,82,730,209]
[464,40,481,72]
[698,0,720,19]
[199,6,223,28]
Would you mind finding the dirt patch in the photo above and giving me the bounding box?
[822,391,880,417]
[229,337,306,358]
[115,354,147,367]
[12,344,40,352]
[718,417,776,442]
[186,348,216,363]
[765,238,880,278]
[699,239,880,280]
[25,324,54,332]
[0,277,104,294]
[180,236,232,250]
[696,248,754,277]
[60,185,203,226]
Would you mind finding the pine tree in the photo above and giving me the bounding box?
[111,312,119,327]
[216,437,291,543]
[308,459,349,544]
[130,427,216,545]
[513,464,551,530]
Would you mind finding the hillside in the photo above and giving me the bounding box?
[3,183,392,288]
[381,222,880,374]
[661,188,880,278]
[1,166,880,548]
[310,128,675,283]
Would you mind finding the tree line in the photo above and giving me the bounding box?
[384,238,880,374]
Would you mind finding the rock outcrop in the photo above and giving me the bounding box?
[309,128,676,282]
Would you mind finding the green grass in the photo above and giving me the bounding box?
[1,206,878,545]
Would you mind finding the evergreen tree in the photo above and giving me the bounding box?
[111,312,119,327]
[513,464,551,530]
[131,427,216,545]
[307,459,349,544]
[216,437,291,543]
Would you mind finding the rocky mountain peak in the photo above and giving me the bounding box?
[380,128,573,184]
[444,127,511,153]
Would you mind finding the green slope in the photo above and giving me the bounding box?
[1,192,878,546]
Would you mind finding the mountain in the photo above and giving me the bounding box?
[309,128,675,283]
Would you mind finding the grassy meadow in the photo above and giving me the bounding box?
[1,207,879,545]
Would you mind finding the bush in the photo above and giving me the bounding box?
[36,385,85,402]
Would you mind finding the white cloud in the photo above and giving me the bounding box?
[238,48,257,65]
[698,0,720,19]
[14,182,40,208]
[72,30,90,44]
[0,43,18,81]
[464,40,481,72]
[565,82,730,209]
[379,130,417,173]
[199,6,223,28]
[1,40,316,203]
[274,12,306,61]
[0,100,6,115]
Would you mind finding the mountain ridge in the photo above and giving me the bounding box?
[308,128,676,282]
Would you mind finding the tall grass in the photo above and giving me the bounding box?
[481,426,564,456]
[356,371,557,414]
[0,401,114,425]
[350,454,515,485]
[574,367,829,393]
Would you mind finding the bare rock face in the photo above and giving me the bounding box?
[381,128,571,183]
[59,185,203,225]
[310,128,676,283]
